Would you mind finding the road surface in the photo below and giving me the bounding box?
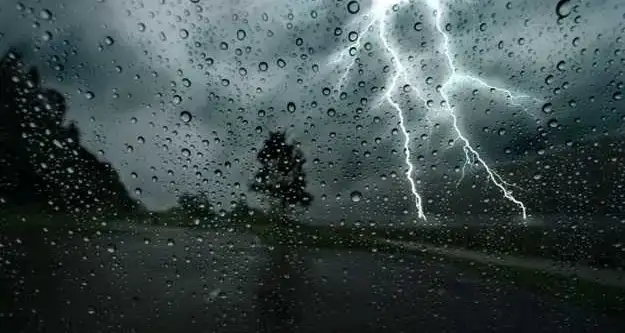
[386,240,625,288]
[1,224,623,332]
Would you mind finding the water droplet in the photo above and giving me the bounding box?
[172,95,182,105]
[138,22,146,32]
[135,188,142,196]
[545,75,554,85]
[137,136,145,144]
[414,22,423,31]
[556,0,572,19]
[236,29,246,40]
[179,29,189,39]
[614,91,623,101]
[327,108,336,117]
[347,1,360,14]
[180,111,192,123]
[350,191,362,202]
[542,103,553,113]
[181,148,191,157]
[287,102,296,113]
[42,31,53,41]
[548,119,559,128]
[276,58,286,68]
[220,41,229,50]
[259,62,268,71]
[556,60,566,71]
[85,91,95,100]
[348,31,359,42]
[104,36,114,46]
[40,9,52,20]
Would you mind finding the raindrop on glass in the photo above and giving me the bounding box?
[548,119,559,128]
[180,111,192,123]
[40,9,52,20]
[287,102,296,113]
[542,103,553,113]
[556,0,572,19]
[104,36,114,46]
[347,1,360,14]
[236,29,246,40]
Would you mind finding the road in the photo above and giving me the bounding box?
[1,224,624,332]
[386,240,625,288]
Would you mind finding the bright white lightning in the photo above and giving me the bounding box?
[433,2,528,219]
[330,0,534,220]
[385,69,427,220]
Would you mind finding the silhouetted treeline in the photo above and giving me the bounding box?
[0,49,139,214]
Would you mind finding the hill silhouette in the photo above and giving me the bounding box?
[0,49,139,215]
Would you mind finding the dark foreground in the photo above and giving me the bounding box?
[1,225,623,333]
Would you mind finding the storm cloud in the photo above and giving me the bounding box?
[1,0,623,223]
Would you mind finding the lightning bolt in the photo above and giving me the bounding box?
[331,0,535,220]
[433,1,528,219]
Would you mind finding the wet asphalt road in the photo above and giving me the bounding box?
[1,225,623,333]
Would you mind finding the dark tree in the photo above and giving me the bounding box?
[250,131,312,213]
[177,192,214,215]
[0,48,139,215]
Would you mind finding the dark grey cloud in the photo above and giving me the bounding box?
[1,0,623,222]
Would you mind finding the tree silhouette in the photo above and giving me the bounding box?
[177,192,214,215]
[0,48,138,214]
[250,131,312,214]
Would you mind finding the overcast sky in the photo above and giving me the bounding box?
[1,0,623,223]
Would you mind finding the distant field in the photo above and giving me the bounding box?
[2,210,624,318]
[2,211,624,269]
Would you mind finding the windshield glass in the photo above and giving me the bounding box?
[1,0,624,332]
